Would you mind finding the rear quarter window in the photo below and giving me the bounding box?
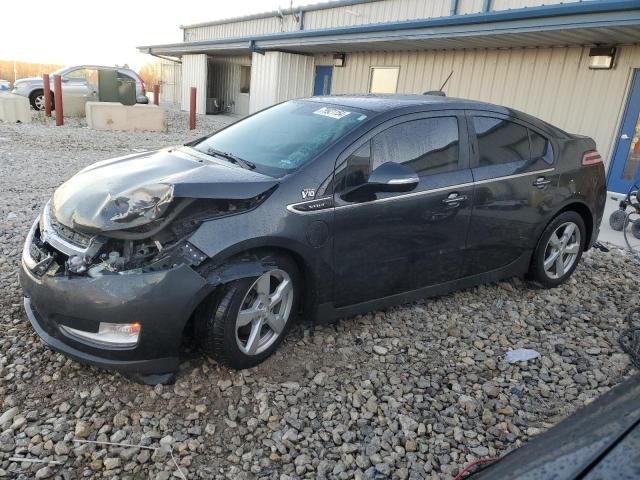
[529,130,554,165]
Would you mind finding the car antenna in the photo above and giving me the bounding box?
[423,70,453,96]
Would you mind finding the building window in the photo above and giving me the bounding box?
[240,65,251,94]
[369,67,399,94]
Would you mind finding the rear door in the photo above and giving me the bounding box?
[465,111,559,275]
[332,111,474,307]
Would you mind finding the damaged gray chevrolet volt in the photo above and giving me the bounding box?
[21,95,606,384]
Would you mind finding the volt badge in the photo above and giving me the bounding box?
[301,188,316,199]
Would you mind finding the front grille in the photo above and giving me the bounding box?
[48,215,92,248]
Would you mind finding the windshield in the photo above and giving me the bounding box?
[193,100,370,176]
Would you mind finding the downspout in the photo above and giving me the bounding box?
[450,0,459,16]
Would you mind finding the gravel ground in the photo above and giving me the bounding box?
[0,109,638,479]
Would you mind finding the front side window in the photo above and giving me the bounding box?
[369,67,399,94]
[332,142,371,194]
[372,117,460,176]
[473,117,529,167]
[193,101,370,177]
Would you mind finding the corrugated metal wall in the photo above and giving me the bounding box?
[322,45,640,166]
[303,0,449,29]
[274,52,315,104]
[181,54,207,114]
[249,52,314,113]
[183,0,575,41]
[208,55,252,115]
[184,16,298,42]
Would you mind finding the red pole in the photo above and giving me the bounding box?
[153,84,160,106]
[43,74,51,117]
[189,87,196,130]
[53,75,63,126]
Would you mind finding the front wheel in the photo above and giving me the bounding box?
[194,253,300,369]
[529,211,586,288]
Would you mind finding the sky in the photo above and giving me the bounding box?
[1,0,307,70]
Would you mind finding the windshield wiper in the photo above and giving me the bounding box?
[204,147,256,170]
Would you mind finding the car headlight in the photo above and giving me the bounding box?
[13,82,30,90]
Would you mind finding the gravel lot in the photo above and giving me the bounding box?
[0,109,638,479]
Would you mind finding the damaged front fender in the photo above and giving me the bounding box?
[199,255,277,287]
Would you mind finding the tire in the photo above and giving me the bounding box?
[529,211,586,288]
[194,252,300,369]
[609,209,627,231]
[29,90,54,111]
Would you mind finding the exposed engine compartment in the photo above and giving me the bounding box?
[32,193,270,278]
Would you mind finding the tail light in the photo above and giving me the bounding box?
[582,150,602,166]
[137,74,146,94]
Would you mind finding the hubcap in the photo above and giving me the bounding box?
[235,269,293,356]
[34,94,46,110]
[543,222,581,279]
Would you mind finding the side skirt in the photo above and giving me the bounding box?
[314,251,532,324]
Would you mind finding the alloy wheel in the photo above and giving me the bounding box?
[543,221,581,279]
[34,94,46,111]
[235,269,294,356]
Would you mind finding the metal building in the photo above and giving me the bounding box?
[139,0,640,193]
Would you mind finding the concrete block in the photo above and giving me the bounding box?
[86,102,167,132]
[0,93,31,123]
[62,95,90,117]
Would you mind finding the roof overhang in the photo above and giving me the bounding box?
[138,0,640,57]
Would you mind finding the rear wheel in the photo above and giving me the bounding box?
[529,211,585,288]
[194,253,300,369]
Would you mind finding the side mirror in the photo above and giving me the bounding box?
[367,162,419,193]
[341,162,419,201]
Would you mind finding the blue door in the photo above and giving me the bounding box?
[313,66,333,96]
[608,69,640,194]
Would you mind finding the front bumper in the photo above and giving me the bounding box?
[20,219,210,382]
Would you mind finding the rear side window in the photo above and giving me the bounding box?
[529,130,553,165]
[372,117,460,176]
[473,116,554,167]
[473,117,529,167]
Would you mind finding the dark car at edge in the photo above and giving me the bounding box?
[20,94,607,384]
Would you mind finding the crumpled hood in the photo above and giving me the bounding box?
[52,147,278,232]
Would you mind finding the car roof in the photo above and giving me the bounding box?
[303,94,568,137]
[60,65,135,73]
[305,94,499,113]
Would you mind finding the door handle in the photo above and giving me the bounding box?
[442,193,467,205]
[533,177,552,188]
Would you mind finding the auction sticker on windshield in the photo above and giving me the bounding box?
[313,107,351,120]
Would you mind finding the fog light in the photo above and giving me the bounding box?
[60,322,141,347]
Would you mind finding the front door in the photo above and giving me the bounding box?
[314,66,333,96]
[332,112,473,307]
[608,69,640,194]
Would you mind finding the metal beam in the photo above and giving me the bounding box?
[483,0,492,13]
